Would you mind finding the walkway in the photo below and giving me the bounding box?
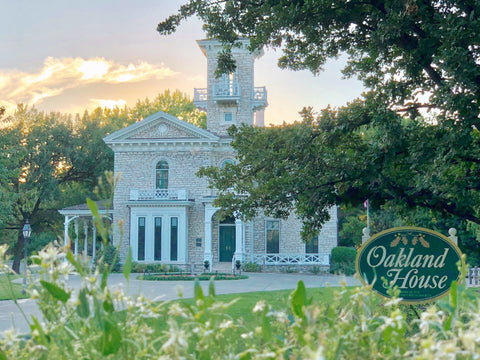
[0,272,360,334]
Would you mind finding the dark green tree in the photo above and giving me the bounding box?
[160,1,480,238]
[0,105,113,272]
[129,89,206,129]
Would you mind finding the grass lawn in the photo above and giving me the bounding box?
[0,275,28,300]
[171,286,346,325]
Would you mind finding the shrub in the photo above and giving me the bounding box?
[130,262,180,273]
[330,246,357,275]
[242,261,262,272]
[94,244,121,272]
[2,240,479,360]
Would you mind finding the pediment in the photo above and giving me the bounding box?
[103,111,219,144]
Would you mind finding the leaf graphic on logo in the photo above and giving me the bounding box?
[402,236,408,245]
[412,236,418,245]
[391,234,401,247]
[419,235,430,248]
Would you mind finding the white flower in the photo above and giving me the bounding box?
[219,320,233,329]
[252,300,266,313]
[241,331,253,339]
[384,297,402,307]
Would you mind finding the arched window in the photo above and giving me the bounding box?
[156,161,169,189]
[220,159,235,169]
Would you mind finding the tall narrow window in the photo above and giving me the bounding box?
[154,217,162,261]
[266,220,280,254]
[156,161,168,189]
[138,217,146,261]
[306,236,318,254]
[170,217,178,261]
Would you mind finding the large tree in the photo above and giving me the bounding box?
[159,1,480,235]
[0,105,112,272]
[0,90,206,271]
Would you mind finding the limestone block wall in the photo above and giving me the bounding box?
[203,42,256,136]
[112,144,236,262]
[318,206,339,255]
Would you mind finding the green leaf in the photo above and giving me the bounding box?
[66,251,84,275]
[208,277,216,298]
[101,319,122,355]
[40,280,70,304]
[194,278,205,302]
[76,288,90,318]
[101,267,108,290]
[123,247,132,283]
[290,280,307,319]
[449,280,457,309]
[103,294,115,313]
[0,351,7,360]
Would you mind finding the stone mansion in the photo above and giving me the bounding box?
[60,39,338,271]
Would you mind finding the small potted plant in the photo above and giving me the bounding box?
[235,260,241,270]
[203,260,210,272]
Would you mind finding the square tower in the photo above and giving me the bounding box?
[194,39,268,136]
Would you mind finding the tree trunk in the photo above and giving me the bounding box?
[11,230,24,274]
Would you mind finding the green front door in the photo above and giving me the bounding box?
[219,221,235,262]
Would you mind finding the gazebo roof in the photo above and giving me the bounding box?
[58,200,113,216]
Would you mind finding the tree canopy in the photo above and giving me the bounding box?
[0,90,204,271]
[159,1,480,236]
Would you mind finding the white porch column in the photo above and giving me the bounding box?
[204,204,218,266]
[92,223,97,261]
[74,219,79,259]
[83,221,88,262]
[234,219,244,262]
[64,216,69,247]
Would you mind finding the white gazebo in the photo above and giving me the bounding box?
[58,200,113,262]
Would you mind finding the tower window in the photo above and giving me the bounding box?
[224,112,233,122]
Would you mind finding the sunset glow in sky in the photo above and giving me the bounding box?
[1,0,365,125]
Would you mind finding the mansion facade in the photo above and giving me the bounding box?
[61,39,338,271]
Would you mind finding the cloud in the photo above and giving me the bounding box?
[91,98,127,109]
[0,57,178,113]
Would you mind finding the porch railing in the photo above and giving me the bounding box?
[467,266,480,287]
[252,253,330,266]
[130,189,188,201]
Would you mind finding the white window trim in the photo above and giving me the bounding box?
[130,207,188,263]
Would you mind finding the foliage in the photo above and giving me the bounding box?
[0,193,478,359]
[129,89,206,129]
[330,246,357,276]
[160,1,480,245]
[242,261,262,272]
[130,262,180,273]
[3,237,480,359]
[0,90,205,271]
[94,245,121,273]
[140,273,248,281]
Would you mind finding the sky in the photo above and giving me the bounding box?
[1,0,365,126]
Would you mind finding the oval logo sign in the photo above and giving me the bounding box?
[356,227,463,303]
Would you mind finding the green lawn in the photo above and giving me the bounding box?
[0,275,28,300]
[172,286,346,325]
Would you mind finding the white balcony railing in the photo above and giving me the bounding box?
[253,87,267,101]
[194,88,208,110]
[213,82,241,99]
[130,189,188,201]
[252,253,330,266]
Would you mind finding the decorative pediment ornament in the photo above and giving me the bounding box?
[103,110,219,145]
[158,124,168,135]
